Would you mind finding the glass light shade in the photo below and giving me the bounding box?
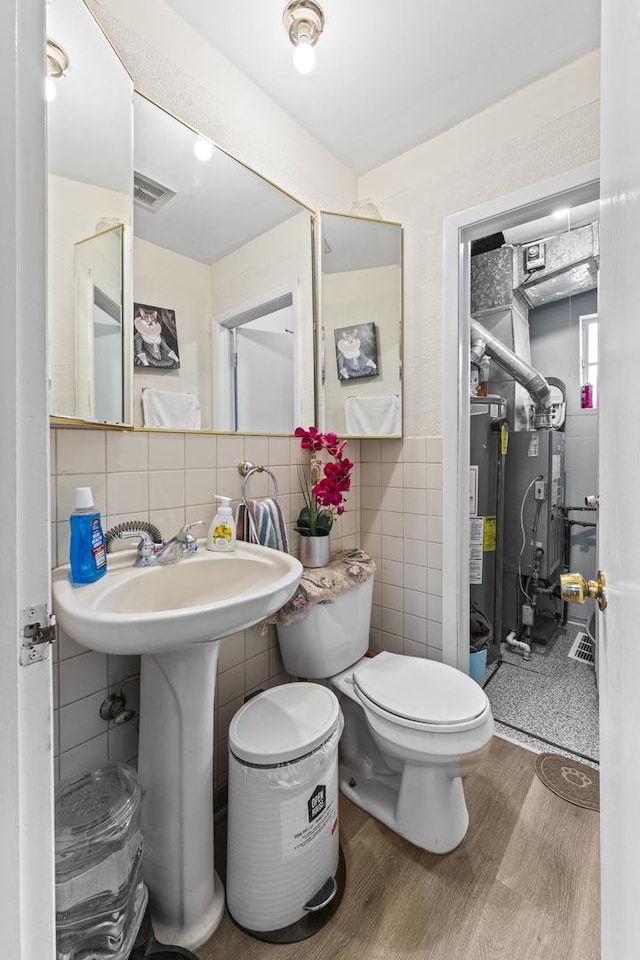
[293,39,315,74]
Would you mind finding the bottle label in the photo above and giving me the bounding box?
[91,518,107,569]
[212,522,232,545]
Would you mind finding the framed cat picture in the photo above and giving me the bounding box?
[334,322,379,381]
[133,303,180,369]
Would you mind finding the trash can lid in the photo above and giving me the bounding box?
[229,682,341,766]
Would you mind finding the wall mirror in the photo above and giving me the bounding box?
[319,212,403,437]
[132,93,315,433]
[47,0,134,425]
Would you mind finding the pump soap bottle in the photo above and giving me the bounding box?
[207,496,237,552]
[69,486,107,585]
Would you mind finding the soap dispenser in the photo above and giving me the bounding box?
[207,496,236,552]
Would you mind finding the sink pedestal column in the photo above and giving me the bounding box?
[138,641,224,951]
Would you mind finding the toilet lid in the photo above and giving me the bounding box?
[229,682,341,766]
[353,652,487,725]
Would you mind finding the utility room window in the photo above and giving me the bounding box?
[580,313,598,408]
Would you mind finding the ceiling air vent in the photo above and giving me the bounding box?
[133,172,176,212]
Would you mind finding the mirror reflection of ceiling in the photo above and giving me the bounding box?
[46,0,131,194]
[322,214,401,274]
[134,95,306,264]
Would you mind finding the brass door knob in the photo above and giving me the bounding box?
[560,570,607,612]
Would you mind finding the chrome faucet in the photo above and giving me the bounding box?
[120,521,205,567]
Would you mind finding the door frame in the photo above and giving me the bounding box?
[212,280,299,432]
[441,160,600,673]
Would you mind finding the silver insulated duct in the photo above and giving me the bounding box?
[470,318,553,429]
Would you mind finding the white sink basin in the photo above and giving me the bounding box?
[51,540,302,951]
[52,540,302,654]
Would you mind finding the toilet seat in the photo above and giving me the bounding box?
[352,652,489,732]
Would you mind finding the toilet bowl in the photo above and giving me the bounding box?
[276,576,494,853]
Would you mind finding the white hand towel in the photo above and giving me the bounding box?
[344,395,401,435]
[142,389,201,429]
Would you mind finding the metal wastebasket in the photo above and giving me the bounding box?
[226,682,345,942]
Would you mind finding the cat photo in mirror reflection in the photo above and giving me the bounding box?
[335,322,378,380]
[133,303,180,369]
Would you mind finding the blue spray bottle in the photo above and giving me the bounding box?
[69,487,107,585]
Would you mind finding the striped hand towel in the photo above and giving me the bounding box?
[236,497,290,553]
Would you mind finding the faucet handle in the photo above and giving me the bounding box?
[178,520,205,554]
[179,520,205,540]
[185,520,205,532]
[120,530,156,563]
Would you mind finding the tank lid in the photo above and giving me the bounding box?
[353,652,488,725]
[229,682,341,766]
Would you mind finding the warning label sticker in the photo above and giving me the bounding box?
[483,516,496,552]
[280,781,338,861]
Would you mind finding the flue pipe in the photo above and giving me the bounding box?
[470,318,553,429]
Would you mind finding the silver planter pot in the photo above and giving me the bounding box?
[298,535,331,568]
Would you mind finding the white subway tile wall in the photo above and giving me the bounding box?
[360,436,444,663]
[51,428,443,790]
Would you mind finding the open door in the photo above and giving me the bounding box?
[596,5,640,956]
[0,1,56,956]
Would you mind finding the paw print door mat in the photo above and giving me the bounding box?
[534,753,599,811]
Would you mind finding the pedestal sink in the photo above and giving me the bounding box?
[52,542,302,951]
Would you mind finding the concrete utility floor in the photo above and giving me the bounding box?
[484,623,599,766]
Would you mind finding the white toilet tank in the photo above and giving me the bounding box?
[276,576,374,679]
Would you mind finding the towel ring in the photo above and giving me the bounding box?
[238,460,279,502]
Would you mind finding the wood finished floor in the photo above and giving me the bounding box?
[199,737,600,960]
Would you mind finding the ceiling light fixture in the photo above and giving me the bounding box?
[45,38,69,101]
[283,0,325,75]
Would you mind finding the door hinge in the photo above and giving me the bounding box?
[20,604,57,666]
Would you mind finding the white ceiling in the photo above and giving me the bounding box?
[163,0,601,175]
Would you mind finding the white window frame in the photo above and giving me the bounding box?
[580,312,598,408]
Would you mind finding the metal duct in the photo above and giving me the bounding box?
[470,330,487,367]
[470,318,553,429]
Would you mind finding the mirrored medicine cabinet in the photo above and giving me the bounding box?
[318,212,403,437]
[46,0,403,439]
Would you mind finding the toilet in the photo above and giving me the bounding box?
[275,576,494,854]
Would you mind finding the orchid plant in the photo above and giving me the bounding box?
[294,426,353,537]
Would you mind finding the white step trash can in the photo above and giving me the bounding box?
[226,682,345,941]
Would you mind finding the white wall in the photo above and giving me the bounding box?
[359,51,601,438]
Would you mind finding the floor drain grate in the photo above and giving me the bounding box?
[568,632,595,664]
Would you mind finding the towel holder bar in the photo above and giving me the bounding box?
[238,460,279,502]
